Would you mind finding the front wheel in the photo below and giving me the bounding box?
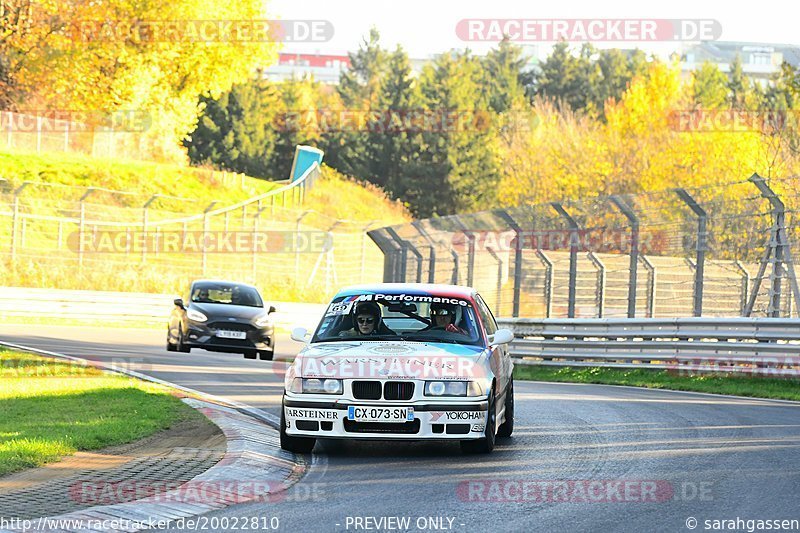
[177,329,191,353]
[280,403,316,453]
[496,378,514,438]
[460,388,496,454]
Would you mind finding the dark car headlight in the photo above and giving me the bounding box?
[186,309,208,322]
[254,313,273,328]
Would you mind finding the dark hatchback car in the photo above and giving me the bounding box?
[167,280,276,360]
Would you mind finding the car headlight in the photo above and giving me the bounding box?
[254,313,272,327]
[186,309,207,322]
[289,378,343,395]
[424,381,482,397]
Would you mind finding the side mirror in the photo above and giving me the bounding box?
[268,305,277,314]
[488,328,514,345]
[291,327,309,343]
[174,298,185,309]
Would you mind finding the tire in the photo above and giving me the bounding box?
[243,350,257,359]
[460,387,496,454]
[166,329,177,352]
[258,350,274,361]
[177,329,191,353]
[280,402,316,453]
[496,378,514,438]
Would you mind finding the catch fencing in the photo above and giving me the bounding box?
[0,164,387,300]
[369,173,800,319]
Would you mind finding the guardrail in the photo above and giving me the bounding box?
[497,317,800,377]
[0,287,327,330]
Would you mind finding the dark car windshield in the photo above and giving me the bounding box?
[312,293,483,346]
[190,282,263,307]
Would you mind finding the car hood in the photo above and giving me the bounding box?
[291,341,489,381]
[190,302,266,321]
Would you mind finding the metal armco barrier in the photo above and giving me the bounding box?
[497,317,800,377]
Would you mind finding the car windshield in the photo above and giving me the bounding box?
[190,282,263,307]
[312,292,483,346]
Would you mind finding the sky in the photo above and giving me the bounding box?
[267,0,799,59]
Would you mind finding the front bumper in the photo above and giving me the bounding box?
[185,321,274,352]
[283,396,488,440]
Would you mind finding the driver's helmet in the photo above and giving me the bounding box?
[353,301,381,332]
[430,302,457,325]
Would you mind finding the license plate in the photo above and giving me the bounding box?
[348,406,414,423]
[216,330,246,339]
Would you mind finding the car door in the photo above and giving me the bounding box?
[475,293,510,400]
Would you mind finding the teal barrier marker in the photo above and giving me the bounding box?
[290,145,324,182]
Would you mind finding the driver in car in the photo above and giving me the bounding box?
[427,303,467,335]
[339,302,392,337]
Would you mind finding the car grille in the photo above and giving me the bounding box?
[352,381,382,400]
[343,419,421,434]
[207,322,253,332]
[383,381,414,400]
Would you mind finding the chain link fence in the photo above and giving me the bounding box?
[0,164,387,302]
[369,173,800,318]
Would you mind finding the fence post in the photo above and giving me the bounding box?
[734,260,750,316]
[551,202,580,318]
[202,201,217,276]
[535,249,553,318]
[142,194,159,263]
[453,215,476,287]
[10,182,30,261]
[587,251,606,318]
[746,173,800,317]
[295,210,312,281]
[675,188,707,317]
[385,227,410,282]
[252,206,268,282]
[486,246,503,311]
[494,210,523,317]
[610,195,639,318]
[639,255,656,317]
[412,221,437,284]
[78,187,96,269]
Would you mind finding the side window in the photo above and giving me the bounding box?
[474,294,498,335]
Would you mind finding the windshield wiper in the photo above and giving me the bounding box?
[313,334,402,342]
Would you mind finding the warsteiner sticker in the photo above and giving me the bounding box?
[285,408,340,420]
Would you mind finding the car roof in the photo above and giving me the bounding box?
[335,283,477,300]
[190,279,260,291]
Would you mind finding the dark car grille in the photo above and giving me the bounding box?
[383,381,414,400]
[343,419,421,434]
[207,322,254,332]
[352,381,382,400]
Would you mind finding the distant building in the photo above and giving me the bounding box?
[679,41,800,84]
[263,52,352,83]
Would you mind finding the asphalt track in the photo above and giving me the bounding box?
[1,324,799,533]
